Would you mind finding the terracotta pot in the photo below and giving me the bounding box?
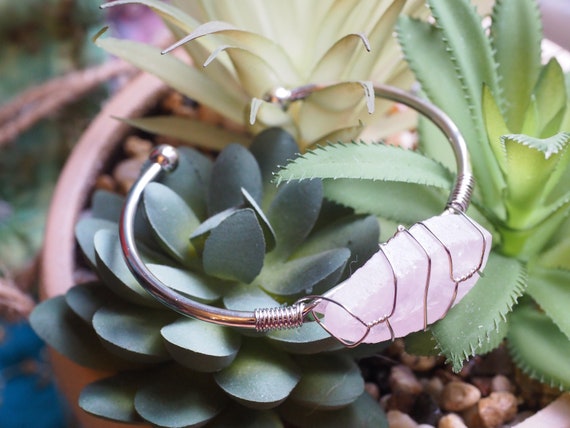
[40,71,168,428]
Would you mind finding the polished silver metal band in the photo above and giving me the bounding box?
[118,83,473,331]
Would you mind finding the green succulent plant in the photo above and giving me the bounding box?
[31,128,391,427]
[95,0,430,151]
[278,0,570,390]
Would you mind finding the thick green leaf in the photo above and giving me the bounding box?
[502,133,570,225]
[260,249,350,297]
[223,283,280,312]
[276,142,452,190]
[397,17,471,172]
[249,127,299,208]
[29,297,132,370]
[508,305,570,390]
[165,20,300,86]
[539,237,570,270]
[94,229,160,307]
[65,282,114,323]
[214,339,301,409]
[190,207,238,254]
[404,330,441,357]
[499,196,570,258]
[432,252,526,371]
[482,85,510,172]
[490,0,542,132]
[75,217,117,267]
[309,33,370,82]
[267,180,323,261]
[79,372,144,424]
[208,143,263,215]
[123,115,250,152]
[397,12,505,211]
[161,318,241,372]
[209,404,283,428]
[293,215,379,275]
[279,392,388,428]
[267,321,341,355]
[242,188,276,252]
[533,59,567,137]
[91,189,124,222]
[144,182,200,266]
[92,302,177,363]
[135,365,228,427]
[202,208,266,283]
[428,0,500,105]
[160,146,212,220]
[324,179,447,224]
[96,36,246,124]
[526,266,570,340]
[290,354,364,409]
[147,263,224,303]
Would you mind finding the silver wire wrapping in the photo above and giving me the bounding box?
[254,303,306,332]
[307,211,491,347]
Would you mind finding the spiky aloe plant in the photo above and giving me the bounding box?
[94,0,430,151]
[278,0,570,390]
[31,128,390,427]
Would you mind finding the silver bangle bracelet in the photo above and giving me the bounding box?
[119,83,489,347]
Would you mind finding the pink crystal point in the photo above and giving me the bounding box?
[318,213,492,345]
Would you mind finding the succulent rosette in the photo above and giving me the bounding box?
[31,128,390,427]
[96,0,429,150]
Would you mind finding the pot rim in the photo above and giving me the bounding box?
[40,71,167,301]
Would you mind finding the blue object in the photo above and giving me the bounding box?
[0,320,69,428]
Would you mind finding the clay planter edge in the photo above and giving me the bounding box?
[40,71,167,428]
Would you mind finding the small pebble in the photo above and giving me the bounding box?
[438,413,467,428]
[95,174,116,192]
[410,392,443,426]
[478,391,518,427]
[387,391,417,414]
[113,157,146,194]
[123,135,153,158]
[387,410,419,428]
[471,376,492,396]
[401,351,438,372]
[364,382,380,401]
[390,365,423,395]
[424,377,444,402]
[491,374,514,393]
[441,381,481,412]
[461,404,483,428]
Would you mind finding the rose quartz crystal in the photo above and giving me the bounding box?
[317,213,492,345]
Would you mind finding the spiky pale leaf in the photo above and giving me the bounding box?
[533,59,568,138]
[490,0,542,132]
[95,35,246,123]
[121,116,250,151]
[526,266,570,340]
[508,305,570,390]
[276,142,452,188]
[432,252,526,371]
